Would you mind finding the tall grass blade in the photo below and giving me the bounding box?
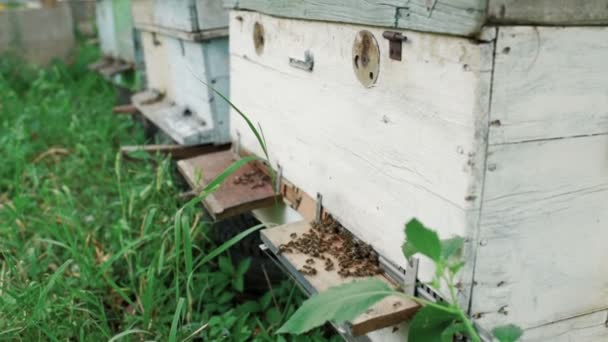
[169,297,185,342]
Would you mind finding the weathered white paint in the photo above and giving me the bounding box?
[488,0,608,25]
[224,0,486,37]
[96,0,117,58]
[140,31,171,95]
[228,11,494,316]
[137,31,231,145]
[522,310,608,342]
[490,26,608,145]
[472,134,608,329]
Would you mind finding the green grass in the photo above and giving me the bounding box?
[0,44,339,341]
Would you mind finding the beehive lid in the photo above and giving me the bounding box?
[261,220,420,336]
[177,150,279,219]
[224,0,608,38]
[132,0,228,41]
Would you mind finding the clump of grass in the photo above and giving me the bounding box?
[0,43,339,341]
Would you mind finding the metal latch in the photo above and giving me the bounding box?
[289,50,314,72]
[382,31,408,61]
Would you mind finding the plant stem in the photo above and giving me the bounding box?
[444,272,481,342]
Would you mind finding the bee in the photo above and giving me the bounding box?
[290,232,297,239]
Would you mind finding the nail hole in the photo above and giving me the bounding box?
[369,72,374,80]
[354,55,359,68]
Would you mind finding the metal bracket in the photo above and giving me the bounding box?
[315,193,323,223]
[382,31,408,61]
[289,50,314,72]
[234,131,241,156]
[379,256,419,297]
[275,164,282,193]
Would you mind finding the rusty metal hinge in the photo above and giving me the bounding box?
[382,31,408,61]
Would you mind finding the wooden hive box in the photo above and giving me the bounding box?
[131,0,230,145]
[225,1,608,341]
[95,0,135,63]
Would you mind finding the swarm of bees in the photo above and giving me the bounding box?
[233,169,271,189]
[279,216,382,278]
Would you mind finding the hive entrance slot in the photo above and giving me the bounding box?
[261,220,420,336]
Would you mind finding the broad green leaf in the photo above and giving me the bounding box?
[408,305,458,342]
[219,256,235,275]
[404,218,442,263]
[441,237,464,259]
[277,279,394,335]
[440,322,467,342]
[448,261,466,276]
[492,324,523,342]
[236,258,251,276]
[233,276,244,293]
[266,307,282,326]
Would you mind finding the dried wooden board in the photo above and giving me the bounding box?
[472,134,608,329]
[98,60,133,78]
[261,221,419,336]
[488,0,608,25]
[490,26,608,145]
[177,150,278,219]
[120,144,229,161]
[224,0,486,37]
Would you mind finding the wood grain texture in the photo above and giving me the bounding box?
[490,26,608,145]
[120,144,229,160]
[228,12,494,298]
[224,0,486,37]
[261,221,419,336]
[177,150,278,219]
[154,0,228,33]
[488,0,608,25]
[471,134,608,329]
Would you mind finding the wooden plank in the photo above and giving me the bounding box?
[135,24,228,41]
[472,134,608,329]
[229,11,493,285]
[155,0,228,33]
[176,150,278,219]
[98,60,133,78]
[488,0,608,25]
[112,104,138,114]
[261,221,419,336]
[224,0,486,37]
[490,26,608,145]
[120,144,229,160]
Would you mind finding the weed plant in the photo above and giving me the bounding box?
[0,44,338,341]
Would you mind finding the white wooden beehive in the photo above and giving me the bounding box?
[131,0,230,145]
[225,1,608,340]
